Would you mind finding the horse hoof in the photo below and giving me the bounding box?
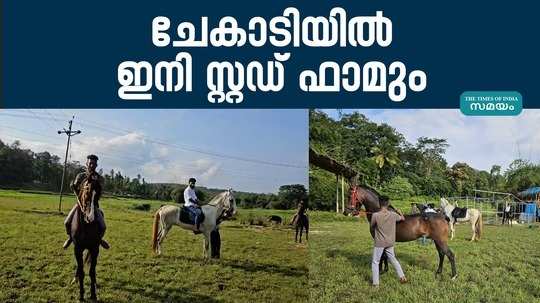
[451,274,458,280]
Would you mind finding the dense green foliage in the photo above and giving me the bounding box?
[0,139,306,209]
[309,110,540,210]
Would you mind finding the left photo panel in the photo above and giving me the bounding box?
[0,109,309,303]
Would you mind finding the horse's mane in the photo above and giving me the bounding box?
[359,185,382,198]
[206,190,232,206]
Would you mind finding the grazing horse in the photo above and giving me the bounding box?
[353,187,457,279]
[151,189,236,258]
[267,215,283,225]
[68,175,103,301]
[440,198,483,241]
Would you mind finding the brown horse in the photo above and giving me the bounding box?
[68,175,104,301]
[294,214,309,243]
[354,186,457,279]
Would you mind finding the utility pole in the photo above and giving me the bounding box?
[58,116,81,213]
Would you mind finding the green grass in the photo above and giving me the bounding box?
[309,212,540,303]
[0,190,307,303]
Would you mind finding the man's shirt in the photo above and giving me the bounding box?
[371,209,402,248]
[184,186,198,207]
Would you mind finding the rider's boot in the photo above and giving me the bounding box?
[100,239,110,249]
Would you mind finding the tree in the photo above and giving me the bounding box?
[382,176,414,200]
[274,184,308,209]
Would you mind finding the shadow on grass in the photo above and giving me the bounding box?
[220,258,308,277]
[106,277,223,303]
[157,255,307,278]
[15,209,65,216]
[327,248,436,273]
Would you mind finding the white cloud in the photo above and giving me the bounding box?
[362,109,540,171]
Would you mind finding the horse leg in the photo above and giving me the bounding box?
[450,222,455,240]
[470,218,476,241]
[74,247,85,301]
[299,225,304,243]
[379,252,388,274]
[305,222,309,242]
[203,234,210,260]
[157,224,172,255]
[435,239,457,279]
[434,242,445,275]
[295,226,299,243]
[210,229,221,259]
[89,247,99,301]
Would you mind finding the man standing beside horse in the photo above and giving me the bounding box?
[63,154,110,250]
[370,196,408,287]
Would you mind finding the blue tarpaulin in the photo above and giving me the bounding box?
[518,187,540,198]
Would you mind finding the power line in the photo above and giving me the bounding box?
[1,128,303,191]
[1,124,290,182]
[57,117,81,213]
[0,112,307,169]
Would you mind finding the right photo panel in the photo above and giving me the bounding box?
[309,109,540,303]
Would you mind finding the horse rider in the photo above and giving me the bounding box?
[63,154,110,249]
[371,196,408,286]
[184,177,203,232]
[290,200,306,225]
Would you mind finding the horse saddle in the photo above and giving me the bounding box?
[451,207,467,219]
[179,206,205,226]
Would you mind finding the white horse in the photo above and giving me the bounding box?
[152,189,236,258]
[440,198,483,241]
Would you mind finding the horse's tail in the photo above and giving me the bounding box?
[476,211,483,239]
[152,210,161,253]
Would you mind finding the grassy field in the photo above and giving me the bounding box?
[309,212,540,303]
[0,190,307,303]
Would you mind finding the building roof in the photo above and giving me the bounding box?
[518,187,540,197]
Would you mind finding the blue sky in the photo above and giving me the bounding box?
[322,109,540,172]
[0,109,308,193]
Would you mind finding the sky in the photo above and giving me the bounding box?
[322,109,540,172]
[0,109,308,193]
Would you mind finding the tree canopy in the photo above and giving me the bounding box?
[0,139,305,209]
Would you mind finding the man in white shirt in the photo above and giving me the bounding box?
[184,177,202,231]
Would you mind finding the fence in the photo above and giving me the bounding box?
[440,193,538,225]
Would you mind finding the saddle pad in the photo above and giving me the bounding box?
[179,207,205,225]
[451,207,468,219]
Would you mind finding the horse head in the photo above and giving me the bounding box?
[223,188,237,218]
[440,197,454,214]
[210,188,236,219]
[354,187,381,212]
[78,175,98,223]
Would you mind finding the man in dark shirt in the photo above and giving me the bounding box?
[63,154,109,249]
[371,196,407,286]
